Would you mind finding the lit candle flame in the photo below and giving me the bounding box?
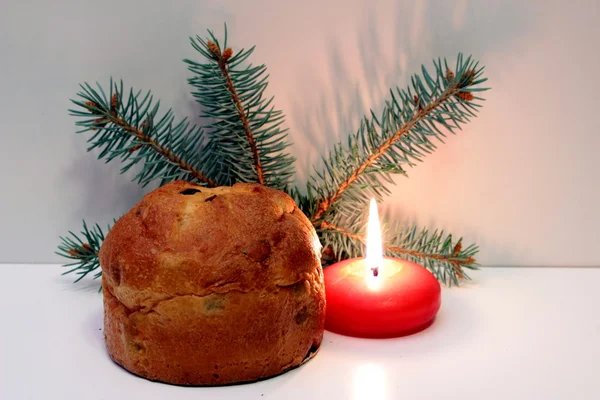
[365,198,384,289]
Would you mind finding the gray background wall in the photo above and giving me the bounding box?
[1,0,598,266]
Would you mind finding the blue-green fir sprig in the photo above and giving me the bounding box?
[306,55,486,224]
[59,25,488,286]
[184,25,295,191]
[56,221,108,282]
[70,80,216,187]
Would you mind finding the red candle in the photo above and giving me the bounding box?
[324,200,441,338]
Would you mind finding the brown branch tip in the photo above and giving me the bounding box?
[455,92,474,101]
[207,40,233,63]
[222,48,233,62]
[110,93,118,112]
[207,41,220,57]
[68,243,93,257]
[128,144,142,153]
[452,242,462,255]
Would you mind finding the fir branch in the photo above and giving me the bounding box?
[308,55,488,223]
[207,39,265,184]
[320,220,478,286]
[56,221,106,282]
[185,25,295,190]
[70,79,216,187]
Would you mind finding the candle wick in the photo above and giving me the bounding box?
[371,266,379,277]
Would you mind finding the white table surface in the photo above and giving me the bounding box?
[1,265,599,400]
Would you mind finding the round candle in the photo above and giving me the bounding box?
[324,257,441,338]
[323,198,441,338]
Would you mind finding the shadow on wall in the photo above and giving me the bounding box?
[60,144,147,226]
[294,0,531,180]
[55,0,226,233]
[291,0,532,265]
[58,68,211,229]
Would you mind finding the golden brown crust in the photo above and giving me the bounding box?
[99,181,325,385]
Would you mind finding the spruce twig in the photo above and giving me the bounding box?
[71,80,216,187]
[311,89,455,222]
[185,25,295,190]
[110,115,215,187]
[309,56,487,224]
[205,40,265,184]
[56,221,106,282]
